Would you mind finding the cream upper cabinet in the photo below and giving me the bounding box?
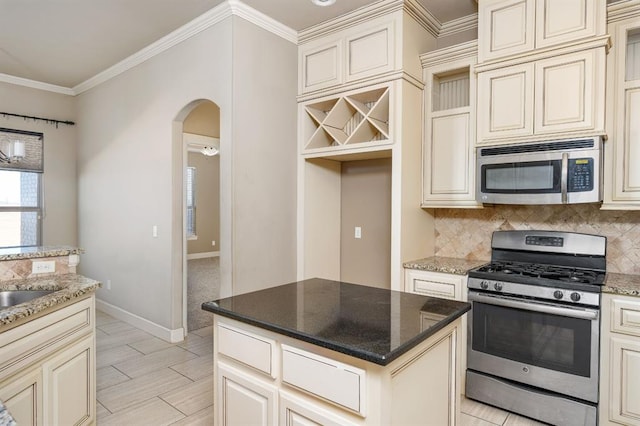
[479,0,605,63]
[477,62,534,141]
[477,47,606,145]
[600,293,640,425]
[603,2,640,210]
[421,41,482,208]
[479,0,535,62]
[300,40,344,94]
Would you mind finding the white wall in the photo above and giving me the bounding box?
[76,15,297,332]
[0,82,77,246]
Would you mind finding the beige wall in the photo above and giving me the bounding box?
[184,101,221,255]
[76,16,297,331]
[186,152,220,254]
[434,205,640,274]
[0,82,77,246]
[340,158,392,289]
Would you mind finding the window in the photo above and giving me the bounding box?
[186,166,197,238]
[0,128,43,248]
[0,170,42,248]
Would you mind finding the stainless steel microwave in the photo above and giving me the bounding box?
[476,137,603,205]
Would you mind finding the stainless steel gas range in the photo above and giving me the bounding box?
[466,230,606,426]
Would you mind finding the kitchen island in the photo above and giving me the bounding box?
[202,278,470,425]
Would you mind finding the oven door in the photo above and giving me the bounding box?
[467,290,600,403]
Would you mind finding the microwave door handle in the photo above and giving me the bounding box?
[470,292,599,320]
[561,152,569,204]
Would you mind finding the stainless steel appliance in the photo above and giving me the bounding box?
[476,137,603,205]
[466,230,606,426]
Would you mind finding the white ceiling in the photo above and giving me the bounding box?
[0,0,477,89]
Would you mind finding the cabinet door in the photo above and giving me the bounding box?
[477,63,534,142]
[479,0,534,62]
[279,391,357,426]
[0,368,42,426]
[608,21,640,205]
[345,21,395,83]
[42,336,94,426]
[534,48,602,135]
[217,362,277,426]
[424,112,476,206]
[609,337,640,425]
[299,40,343,94]
[535,0,601,49]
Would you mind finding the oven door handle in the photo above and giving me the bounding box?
[469,292,599,320]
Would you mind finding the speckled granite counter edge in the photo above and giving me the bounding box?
[0,246,83,261]
[403,256,488,276]
[603,272,640,297]
[0,274,101,327]
[203,300,471,366]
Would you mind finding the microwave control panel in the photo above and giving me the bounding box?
[568,158,593,192]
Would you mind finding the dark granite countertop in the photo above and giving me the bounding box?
[202,278,471,366]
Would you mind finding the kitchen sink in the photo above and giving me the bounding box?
[0,290,55,309]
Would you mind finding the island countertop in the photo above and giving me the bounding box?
[202,278,471,366]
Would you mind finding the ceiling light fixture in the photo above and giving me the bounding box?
[311,0,336,6]
[201,146,219,156]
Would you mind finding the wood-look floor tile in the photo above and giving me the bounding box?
[98,397,185,426]
[169,406,215,426]
[97,366,130,391]
[96,311,119,325]
[177,334,213,356]
[128,336,175,354]
[160,376,213,416]
[504,413,547,426]
[98,320,137,335]
[97,328,154,351]
[97,344,143,369]
[190,326,212,337]
[114,346,198,378]
[97,368,192,413]
[459,412,501,426]
[461,397,509,425]
[96,401,111,423]
[170,353,213,381]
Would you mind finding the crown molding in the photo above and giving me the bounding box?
[0,73,75,96]
[420,39,478,68]
[607,0,640,23]
[228,0,298,44]
[439,13,478,38]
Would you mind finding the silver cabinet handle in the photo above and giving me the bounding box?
[561,152,568,204]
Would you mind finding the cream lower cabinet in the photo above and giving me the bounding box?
[477,47,605,144]
[404,269,466,300]
[603,3,640,209]
[600,293,640,425]
[0,296,95,426]
[214,315,461,425]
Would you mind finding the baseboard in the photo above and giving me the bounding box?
[96,299,185,343]
[187,251,220,260]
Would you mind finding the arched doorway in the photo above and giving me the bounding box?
[172,98,230,338]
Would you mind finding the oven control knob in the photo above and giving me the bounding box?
[494,282,503,291]
[480,281,489,290]
[570,292,581,302]
[553,290,564,300]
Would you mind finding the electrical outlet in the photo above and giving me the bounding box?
[152,225,158,238]
[212,241,216,246]
[355,227,362,239]
[106,280,111,290]
[32,260,55,274]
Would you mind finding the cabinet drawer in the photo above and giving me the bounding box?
[282,345,365,415]
[405,269,465,300]
[611,297,640,337]
[413,279,456,299]
[0,297,93,382]
[217,322,275,377]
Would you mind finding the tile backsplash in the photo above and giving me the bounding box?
[0,256,76,282]
[434,204,640,275]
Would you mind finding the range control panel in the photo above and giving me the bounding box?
[525,235,564,247]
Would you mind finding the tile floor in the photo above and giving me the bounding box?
[96,310,214,425]
[95,310,545,426]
